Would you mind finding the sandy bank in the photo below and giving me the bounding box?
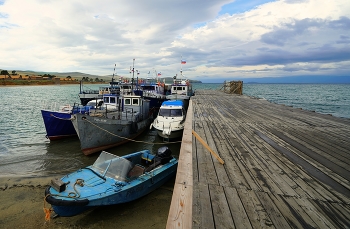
[0,176,174,229]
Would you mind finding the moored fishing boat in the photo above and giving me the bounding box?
[41,100,104,140]
[165,78,193,111]
[165,58,194,110]
[44,147,178,217]
[134,77,167,116]
[71,92,153,155]
[78,80,135,106]
[150,100,186,140]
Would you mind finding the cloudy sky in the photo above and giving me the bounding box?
[0,0,349,82]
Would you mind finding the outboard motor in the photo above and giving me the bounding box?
[156,146,173,164]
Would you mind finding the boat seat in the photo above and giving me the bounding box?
[127,164,145,178]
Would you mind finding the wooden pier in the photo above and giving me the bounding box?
[167,89,350,228]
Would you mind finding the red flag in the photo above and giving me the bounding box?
[181,60,186,64]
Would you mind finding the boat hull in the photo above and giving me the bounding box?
[72,113,152,155]
[157,129,184,140]
[41,110,77,140]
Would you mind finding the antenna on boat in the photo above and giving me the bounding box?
[132,58,135,95]
[112,63,116,82]
[180,55,183,80]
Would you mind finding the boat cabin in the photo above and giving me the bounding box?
[123,95,150,120]
[139,83,165,98]
[170,79,193,96]
[158,100,185,117]
[102,94,122,111]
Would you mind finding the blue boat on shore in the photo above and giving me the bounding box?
[44,147,178,217]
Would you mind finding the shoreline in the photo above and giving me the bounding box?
[0,176,174,229]
[0,82,104,87]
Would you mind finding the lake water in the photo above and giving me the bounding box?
[193,83,350,119]
[0,84,181,177]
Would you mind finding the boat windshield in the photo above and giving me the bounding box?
[159,108,182,117]
[92,151,133,181]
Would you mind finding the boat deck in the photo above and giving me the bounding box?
[167,89,350,228]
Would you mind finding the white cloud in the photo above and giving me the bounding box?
[0,0,349,82]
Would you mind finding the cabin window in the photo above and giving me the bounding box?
[110,97,116,104]
[132,98,139,105]
[171,109,182,117]
[124,98,131,105]
[104,97,109,103]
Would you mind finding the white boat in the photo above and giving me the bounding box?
[150,100,186,140]
[165,78,193,110]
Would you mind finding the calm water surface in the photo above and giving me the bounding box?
[193,83,350,119]
[0,84,180,177]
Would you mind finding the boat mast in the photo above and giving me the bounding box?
[132,58,135,95]
[112,63,116,84]
[180,55,183,80]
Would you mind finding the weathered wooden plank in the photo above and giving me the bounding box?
[209,184,235,229]
[255,192,291,228]
[224,186,253,229]
[309,199,350,229]
[218,125,263,192]
[254,127,336,201]
[194,120,219,185]
[269,193,319,228]
[237,188,275,229]
[200,119,231,187]
[193,183,215,229]
[239,123,301,197]
[277,126,350,189]
[206,121,250,189]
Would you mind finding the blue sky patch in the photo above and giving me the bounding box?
[219,0,276,15]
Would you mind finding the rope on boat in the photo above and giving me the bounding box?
[43,179,86,221]
[82,117,181,144]
[43,194,54,221]
[50,113,73,120]
[68,179,84,198]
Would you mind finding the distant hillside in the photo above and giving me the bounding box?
[11,70,202,83]
[14,70,109,80]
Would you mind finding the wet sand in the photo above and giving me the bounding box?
[0,176,175,229]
